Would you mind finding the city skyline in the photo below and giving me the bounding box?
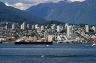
[0,0,96,62]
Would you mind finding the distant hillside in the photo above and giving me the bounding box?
[44,20,64,25]
[26,0,96,24]
[0,1,46,24]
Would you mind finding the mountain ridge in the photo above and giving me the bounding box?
[0,1,46,24]
[26,0,96,24]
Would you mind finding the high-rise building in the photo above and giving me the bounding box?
[5,22,8,30]
[65,23,69,29]
[67,25,70,37]
[91,26,96,32]
[32,25,35,29]
[21,22,26,30]
[56,25,63,32]
[51,24,56,30]
[27,24,30,29]
[12,23,15,30]
[41,25,44,31]
[67,25,73,38]
[5,25,8,30]
[35,24,38,29]
[85,25,89,32]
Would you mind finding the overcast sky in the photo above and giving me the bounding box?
[0,0,86,10]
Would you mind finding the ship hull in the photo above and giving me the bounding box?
[15,42,53,45]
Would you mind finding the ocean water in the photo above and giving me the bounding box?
[0,43,96,63]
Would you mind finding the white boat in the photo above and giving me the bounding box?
[92,43,96,46]
[0,38,6,43]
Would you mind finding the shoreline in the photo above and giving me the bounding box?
[0,41,93,44]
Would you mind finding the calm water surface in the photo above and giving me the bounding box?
[0,43,96,63]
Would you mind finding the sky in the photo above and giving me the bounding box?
[0,0,86,10]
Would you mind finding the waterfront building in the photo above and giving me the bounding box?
[48,35,54,42]
[56,35,62,41]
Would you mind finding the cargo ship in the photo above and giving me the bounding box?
[15,38,53,45]
[15,41,52,45]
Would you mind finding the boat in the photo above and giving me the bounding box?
[15,41,53,45]
[0,41,2,44]
[15,38,52,45]
[0,38,6,44]
[92,41,96,46]
[15,36,53,45]
[92,43,96,46]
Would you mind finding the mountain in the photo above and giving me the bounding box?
[44,20,64,25]
[26,0,96,24]
[0,1,46,24]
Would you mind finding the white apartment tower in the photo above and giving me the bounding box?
[27,24,30,29]
[35,24,38,29]
[32,25,35,29]
[57,25,63,32]
[91,26,96,32]
[12,23,15,30]
[66,24,73,38]
[51,24,56,30]
[85,25,89,32]
[65,23,69,29]
[41,25,44,31]
[21,22,26,30]
[5,25,8,30]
